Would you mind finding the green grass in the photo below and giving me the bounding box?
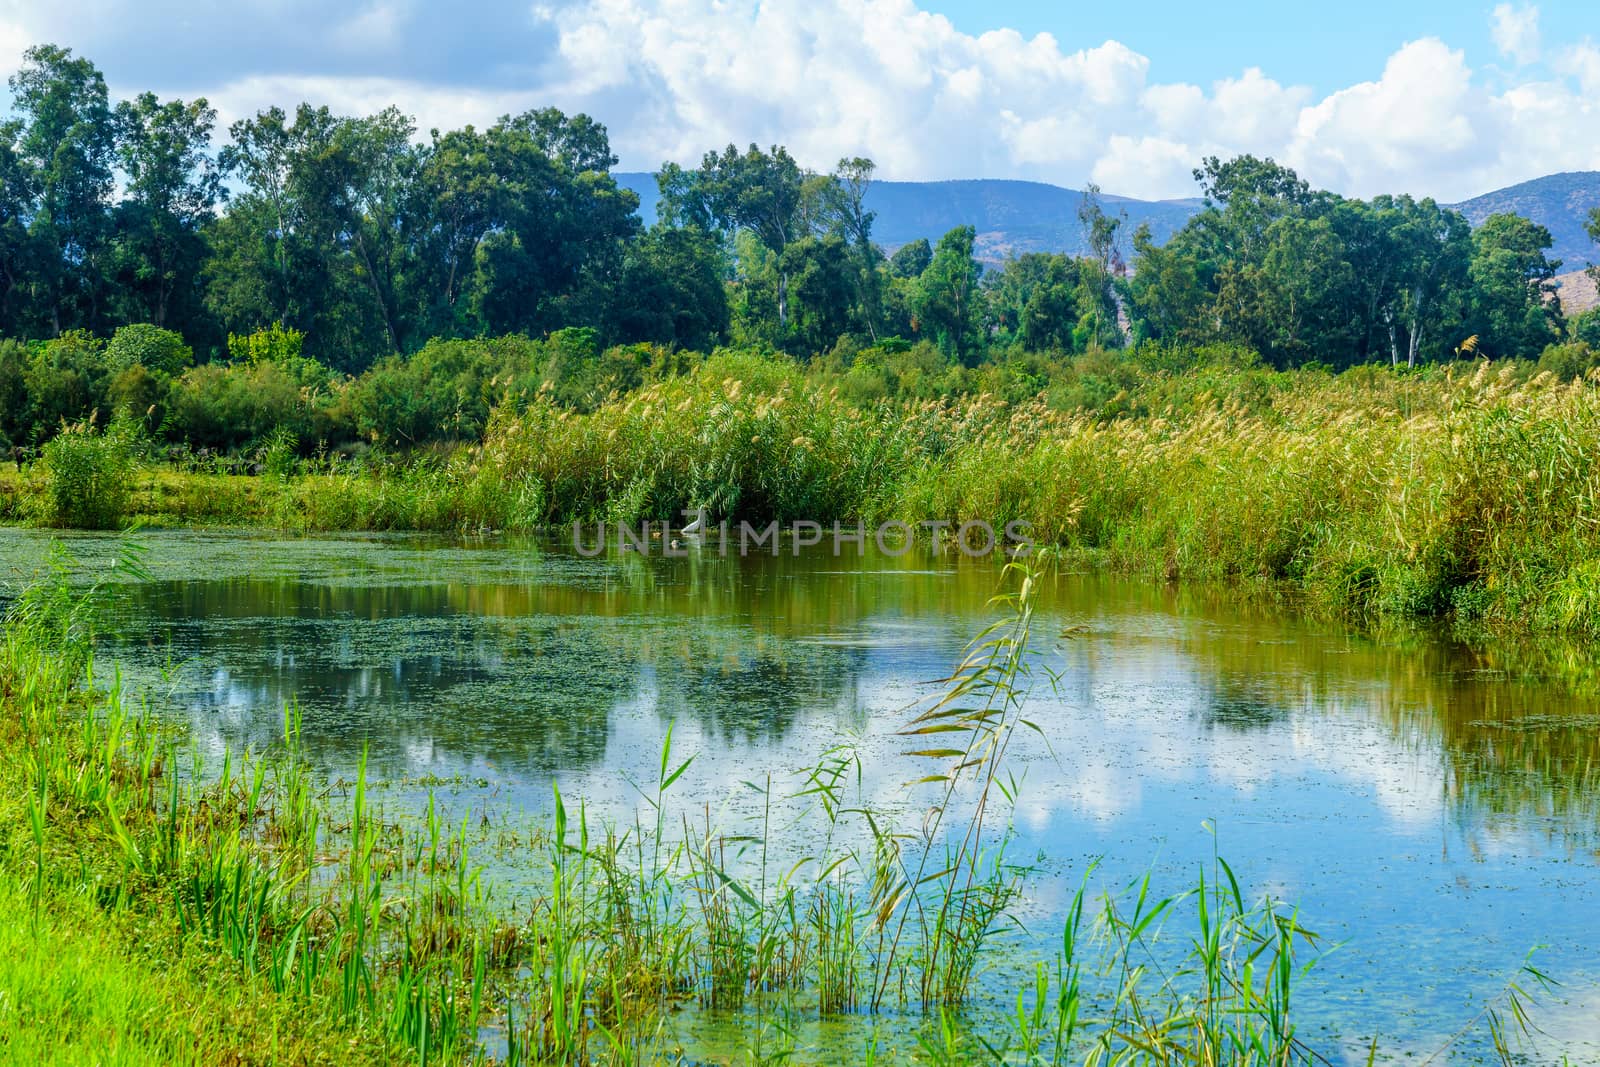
[11,356,1595,640]
[1,545,1568,1064]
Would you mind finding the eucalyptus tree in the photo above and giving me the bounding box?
[659,144,804,328]
[0,123,35,336]
[465,109,640,339]
[913,226,983,364]
[1367,195,1472,366]
[1466,213,1561,358]
[110,92,223,333]
[8,45,117,334]
[207,105,348,352]
[612,223,729,351]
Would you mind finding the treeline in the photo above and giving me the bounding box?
[1,43,1598,450]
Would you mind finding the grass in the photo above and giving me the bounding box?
[7,355,1600,638]
[0,542,1566,1064]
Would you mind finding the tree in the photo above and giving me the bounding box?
[1194,154,1315,209]
[912,226,983,364]
[1369,196,1472,367]
[110,92,223,333]
[984,253,1082,352]
[780,235,855,355]
[659,144,804,328]
[832,157,884,340]
[207,105,348,351]
[1467,213,1561,358]
[612,224,728,351]
[889,239,931,279]
[467,109,640,339]
[335,107,420,357]
[408,125,500,339]
[0,121,36,336]
[8,45,117,334]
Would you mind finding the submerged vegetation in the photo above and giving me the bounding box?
[0,547,1562,1064]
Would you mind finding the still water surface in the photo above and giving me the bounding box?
[4,528,1598,1061]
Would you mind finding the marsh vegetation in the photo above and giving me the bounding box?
[0,535,1590,1063]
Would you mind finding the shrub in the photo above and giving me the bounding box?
[22,333,112,441]
[344,336,541,447]
[103,324,193,377]
[166,361,341,452]
[35,420,137,529]
[228,323,305,364]
[1537,341,1598,381]
[106,364,169,433]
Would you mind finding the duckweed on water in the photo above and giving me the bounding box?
[7,358,1600,639]
[0,543,1564,1064]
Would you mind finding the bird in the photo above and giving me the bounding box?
[681,509,707,536]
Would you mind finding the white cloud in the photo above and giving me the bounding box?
[1090,135,1196,202]
[1491,3,1541,66]
[0,17,28,81]
[1556,41,1600,96]
[1288,39,1479,195]
[1,0,1598,202]
[196,74,534,136]
[530,0,1599,200]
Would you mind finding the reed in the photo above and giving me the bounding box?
[0,542,1563,1064]
[13,356,1597,639]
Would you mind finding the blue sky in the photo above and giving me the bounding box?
[932,0,1596,93]
[1,0,1597,200]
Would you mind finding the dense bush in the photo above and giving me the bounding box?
[344,335,542,447]
[165,361,340,452]
[103,324,193,377]
[34,420,137,529]
[1538,341,1599,381]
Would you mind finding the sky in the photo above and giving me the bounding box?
[0,0,1597,202]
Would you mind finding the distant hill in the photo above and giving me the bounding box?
[1552,269,1599,316]
[1447,172,1600,272]
[615,169,1600,270]
[615,172,1201,262]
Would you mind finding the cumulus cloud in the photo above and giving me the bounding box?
[1555,41,1600,95]
[0,0,1597,202]
[1491,3,1541,66]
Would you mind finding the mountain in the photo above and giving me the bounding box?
[614,170,1600,270]
[1552,269,1599,316]
[615,172,1202,262]
[1447,172,1600,272]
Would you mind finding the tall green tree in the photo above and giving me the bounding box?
[0,122,36,336]
[1467,213,1561,358]
[912,226,983,364]
[1369,195,1472,366]
[335,107,420,357]
[984,253,1083,352]
[8,45,117,334]
[780,235,855,355]
[889,238,931,279]
[207,105,349,352]
[467,109,640,338]
[659,144,804,328]
[110,92,223,333]
[612,224,728,351]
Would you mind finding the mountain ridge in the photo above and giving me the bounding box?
[615,170,1600,269]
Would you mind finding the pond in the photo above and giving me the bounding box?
[3,527,1598,1062]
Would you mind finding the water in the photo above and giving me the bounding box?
[4,527,1599,1062]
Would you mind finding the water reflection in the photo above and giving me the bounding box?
[2,528,1599,1058]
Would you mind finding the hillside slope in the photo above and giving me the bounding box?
[1552,269,1599,316]
[615,172,1200,261]
[1448,172,1600,271]
[615,170,1600,269]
